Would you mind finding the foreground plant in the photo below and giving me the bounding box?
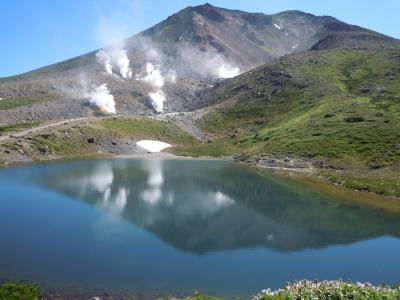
[254,280,400,300]
[0,281,41,300]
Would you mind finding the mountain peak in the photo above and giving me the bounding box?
[4,4,399,82]
[190,2,226,22]
[201,2,214,7]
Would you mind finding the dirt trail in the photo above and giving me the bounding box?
[0,115,121,144]
[0,110,206,144]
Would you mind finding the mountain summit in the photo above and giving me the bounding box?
[5,3,399,79]
[138,3,399,71]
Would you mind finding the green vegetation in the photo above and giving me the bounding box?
[327,170,400,198]
[0,282,41,300]
[0,122,39,135]
[167,290,222,300]
[103,116,204,156]
[1,280,399,300]
[102,116,198,146]
[0,117,203,162]
[0,95,56,110]
[180,49,400,197]
[254,280,400,300]
[163,281,400,300]
[29,125,102,158]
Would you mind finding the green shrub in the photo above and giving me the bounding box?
[185,290,222,300]
[344,116,365,123]
[0,281,41,300]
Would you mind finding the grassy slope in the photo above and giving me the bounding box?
[0,122,40,135]
[0,116,200,164]
[102,117,198,146]
[181,49,400,197]
[36,116,199,158]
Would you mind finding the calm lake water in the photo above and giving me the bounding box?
[0,158,399,298]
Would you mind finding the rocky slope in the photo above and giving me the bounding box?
[139,4,399,71]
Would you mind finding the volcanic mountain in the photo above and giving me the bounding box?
[138,3,399,72]
[0,3,399,122]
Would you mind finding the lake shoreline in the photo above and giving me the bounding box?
[1,114,399,204]
[1,148,399,213]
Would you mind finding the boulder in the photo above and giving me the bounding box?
[39,146,49,154]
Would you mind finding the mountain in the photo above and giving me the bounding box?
[0,3,399,125]
[138,3,399,71]
[0,3,399,198]
[4,3,399,79]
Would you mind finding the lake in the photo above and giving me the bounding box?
[0,158,399,298]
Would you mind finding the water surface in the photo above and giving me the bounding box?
[0,158,399,298]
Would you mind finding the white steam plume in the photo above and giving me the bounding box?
[217,64,240,78]
[142,62,164,89]
[136,43,176,113]
[178,46,240,79]
[96,50,113,75]
[116,50,132,78]
[148,91,165,113]
[131,38,179,113]
[55,75,115,115]
[140,62,165,113]
[85,83,116,114]
[96,47,132,78]
[94,12,133,79]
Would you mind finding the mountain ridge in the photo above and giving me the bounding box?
[2,3,399,80]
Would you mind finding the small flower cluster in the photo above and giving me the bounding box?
[253,280,400,300]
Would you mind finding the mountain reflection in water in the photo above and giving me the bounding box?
[35,158,400,253]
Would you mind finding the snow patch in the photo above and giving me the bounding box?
[136,140,172,153]
[292,44,300,50]
[273,24,281,30]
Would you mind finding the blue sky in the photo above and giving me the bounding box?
[0,0,399,77]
